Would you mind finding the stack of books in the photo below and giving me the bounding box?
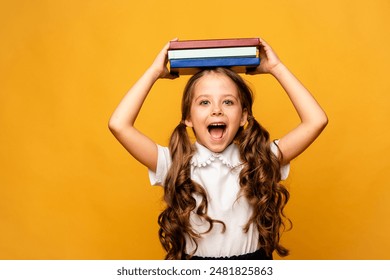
[168,38,260,75]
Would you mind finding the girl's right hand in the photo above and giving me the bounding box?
[149,39,179,80]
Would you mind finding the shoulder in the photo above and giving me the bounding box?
[271,140,290,181]
[270,140,281,156]
[157,144,171,159]
[148,144,171,186]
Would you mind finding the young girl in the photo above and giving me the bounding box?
[109,38,328,260]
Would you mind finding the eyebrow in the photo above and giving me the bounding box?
[194,94,239,102]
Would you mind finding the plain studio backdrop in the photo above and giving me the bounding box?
[1,0,389,259]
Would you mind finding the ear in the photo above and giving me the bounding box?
[240,109,248,126]
[184,118,193,127]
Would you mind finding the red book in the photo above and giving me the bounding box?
[169,38,260,50]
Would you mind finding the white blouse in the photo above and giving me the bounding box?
[148,141,290,258]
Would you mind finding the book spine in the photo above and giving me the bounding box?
[170,57,260,68]
[168,46,258,60]
[169,38,260,50]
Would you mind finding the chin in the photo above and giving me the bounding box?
[203,141,231,153]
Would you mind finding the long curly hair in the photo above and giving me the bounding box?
[158,67,291,259]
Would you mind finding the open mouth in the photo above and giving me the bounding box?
[207,123,227,139]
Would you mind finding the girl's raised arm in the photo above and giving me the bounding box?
[248,38,328,165]
[108,41,178,172]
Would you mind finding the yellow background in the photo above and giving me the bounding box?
[1,0,389,259]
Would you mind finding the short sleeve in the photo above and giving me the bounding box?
[270,140,290,181]
[148,145,172,186]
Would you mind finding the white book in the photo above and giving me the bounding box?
[168,46,258,60]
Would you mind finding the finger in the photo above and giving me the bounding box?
[245,67,258,75]
[164,73,179,80]
[167,38,179,50]
[161,69,179,79]
[162,42,171,52]
[170,73,180,79]
[259,37,269,46]
[161,37,178,53]
[259,38,274,53]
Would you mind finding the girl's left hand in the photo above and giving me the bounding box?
[149,39,179,80]
[247,38,283,75]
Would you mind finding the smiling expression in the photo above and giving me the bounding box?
[185,72,248,153]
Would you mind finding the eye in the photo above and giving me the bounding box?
[223,99,234,105]
[199,100,210,105]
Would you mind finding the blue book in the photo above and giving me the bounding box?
[170,57,260,75]
[170,57,260,68]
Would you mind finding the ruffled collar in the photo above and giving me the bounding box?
[190,142,242,168]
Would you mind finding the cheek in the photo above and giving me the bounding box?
[231,108,244,121]
[191,106,209,120]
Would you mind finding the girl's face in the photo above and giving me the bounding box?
[185,72,248,153]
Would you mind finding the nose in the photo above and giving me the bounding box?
[211,105,224,116]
